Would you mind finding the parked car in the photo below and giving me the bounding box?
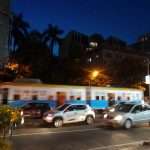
[103,103,150,129]
[43,103,95,128]
[19,102,51,118]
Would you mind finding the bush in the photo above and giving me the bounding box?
[0,139,14,150]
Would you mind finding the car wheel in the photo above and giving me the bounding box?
[53,118,63,128]
[124,119,132,129]
[86,116,94,125]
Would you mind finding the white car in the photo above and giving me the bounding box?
[104,103,150,129]
[43,103,95,128]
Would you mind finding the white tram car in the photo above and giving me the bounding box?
[0,81,144,110]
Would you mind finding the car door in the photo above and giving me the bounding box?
[63,105,79,123]
[131,105,144,124]
[74,105,87,121]
[142,104,150,122]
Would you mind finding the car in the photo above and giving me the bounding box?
[19,102,51,118]
[103,103,150,129]
[43,103,95,128]
[103,102,127,114]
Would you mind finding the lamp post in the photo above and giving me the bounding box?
[89,70,99,86]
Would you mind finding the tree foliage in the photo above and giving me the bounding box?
[43,24,64,56]
[11,13,30,51]
[0,105,21,140]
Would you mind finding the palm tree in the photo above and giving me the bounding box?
[11,13,30,51]
[43,24,64,56]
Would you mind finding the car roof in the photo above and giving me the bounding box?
[66,103,88,106]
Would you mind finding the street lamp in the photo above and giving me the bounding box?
[89,70,99,86]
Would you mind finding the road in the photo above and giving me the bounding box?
[9,118,150,150]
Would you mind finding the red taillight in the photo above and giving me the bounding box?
[20,110,23,116]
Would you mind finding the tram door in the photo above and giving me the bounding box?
[107,93,115,106]
[2,88,8,104]
[56,92,67,106]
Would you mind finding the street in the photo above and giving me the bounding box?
[9,118,150,150]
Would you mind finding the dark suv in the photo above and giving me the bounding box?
[19,102,51,118]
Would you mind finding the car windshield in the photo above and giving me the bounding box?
[115,104,135,113]
[56,104,70,111]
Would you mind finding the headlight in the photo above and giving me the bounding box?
[104,114,107,119]
[109,108,115,112]
[114,115,123,121]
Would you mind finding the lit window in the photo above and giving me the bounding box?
[90,42,98,47]
[87,58,92,62]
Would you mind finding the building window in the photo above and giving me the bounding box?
[87,58,92,62]
[90,42,98,47]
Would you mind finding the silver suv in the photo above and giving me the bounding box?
[43,103,95,128]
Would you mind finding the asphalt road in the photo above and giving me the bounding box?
[8,116,150,150]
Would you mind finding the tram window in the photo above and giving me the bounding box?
[32,95,37,100]
[96,96,99,100]
[86,96,91,100]
[70,96,74,100]
[127,97,130,100]
[14,94,20,100]
[48,95,53,100]
[117,96,121,100]
[102,96,105,100]
[77,97,81,100]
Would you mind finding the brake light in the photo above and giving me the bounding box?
[20,110,23,116]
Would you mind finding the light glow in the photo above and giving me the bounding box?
[114,115,123,121]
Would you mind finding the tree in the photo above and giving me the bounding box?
[43,24,64,56]
[11,13,30,51]
[111,57,146,87]
[0,105,21,142]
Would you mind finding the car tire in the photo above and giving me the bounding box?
[86,116,94,125]
[53,118,63,128]
[124,119,132,129]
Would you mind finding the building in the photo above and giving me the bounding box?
[59,30,150,67]
[59,30,89,58]
[130,33,150,54]
[0,0,10,65]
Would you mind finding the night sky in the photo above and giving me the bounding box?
[13,0,150,45]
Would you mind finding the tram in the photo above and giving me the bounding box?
[0,81,144,111]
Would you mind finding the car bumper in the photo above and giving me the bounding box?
[43,116,53,123]
[104,119,123,127]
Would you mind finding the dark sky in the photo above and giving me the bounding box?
[13,0,150,45]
